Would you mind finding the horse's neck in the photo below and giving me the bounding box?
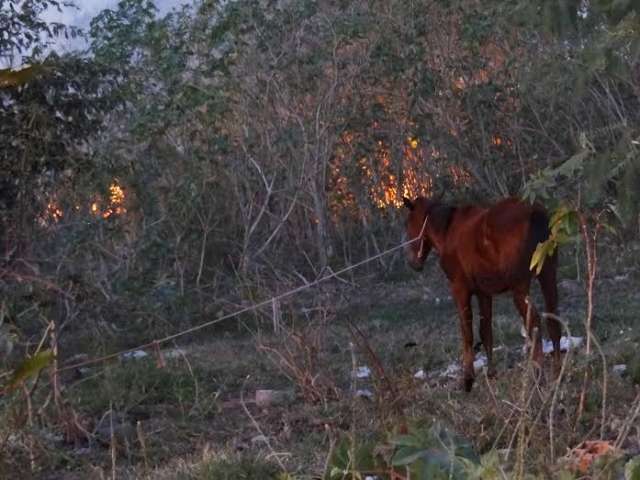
[428,205,455,254]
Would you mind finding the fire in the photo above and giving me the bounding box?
[330,133,432,213]
[89,182,127,219]
[100,183,127,219]
[47,202,63,221]
[39,181,127,226]
[109,183,125,205]
[38,201,64,226]
[491,134,513,148]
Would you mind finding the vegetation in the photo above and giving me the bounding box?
[1,0,640,478]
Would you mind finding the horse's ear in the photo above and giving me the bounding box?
[402,197,414,210]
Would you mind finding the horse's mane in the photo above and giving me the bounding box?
[428,201,455,235]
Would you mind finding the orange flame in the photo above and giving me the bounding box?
[330,133,432,213]
[47,202,63,221]
[100,183,127,219]
[40,181,127,226]
[38,201,64,226]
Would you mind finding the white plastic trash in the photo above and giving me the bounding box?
[355,388,373,399]
[473,354,487,372]
[542,336,584,354]
[120,350,148,360]
[612,364,627,375]
[441,363,461,378]
[414,369,426,379]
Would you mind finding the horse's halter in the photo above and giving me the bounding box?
[416,213,429,260]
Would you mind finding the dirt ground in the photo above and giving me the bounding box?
[6,244,640,479]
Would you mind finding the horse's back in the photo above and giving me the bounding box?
[446,198,552,293]
[486,198,552,279]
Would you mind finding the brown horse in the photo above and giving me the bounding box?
[402,196,560,392]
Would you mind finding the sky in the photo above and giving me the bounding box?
[41,0,183,53]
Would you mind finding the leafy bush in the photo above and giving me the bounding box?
[391,423,480,480]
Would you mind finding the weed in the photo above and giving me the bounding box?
[193,455,282,480]
[150,451,283,480]
[69,358,217,417]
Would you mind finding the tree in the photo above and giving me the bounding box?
[0,1,122,254]
[0,0,81,65]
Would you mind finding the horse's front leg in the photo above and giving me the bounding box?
[478,294,496,378]
[453,287,474,392]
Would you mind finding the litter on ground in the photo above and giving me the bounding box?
[441,363,461,378]
[564,440,618,474]
[473,353,487,372]
[355,388,373,399]
[612,364,627,375]
[542,336,583,354]
[120,350,148,360]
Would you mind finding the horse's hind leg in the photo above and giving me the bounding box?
[538,254,561,376]
[512,289,544,374]
[478,294,496,378]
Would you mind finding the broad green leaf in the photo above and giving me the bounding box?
[392,447,430,466]
[626,456,640,480]
[389,424,479,479]
[390,434,426,448]
[530,241,550,274]
[7,350,54,391]
[550,205,573,227]
[553,149,589,178]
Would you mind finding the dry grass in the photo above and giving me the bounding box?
[2,252,640,478]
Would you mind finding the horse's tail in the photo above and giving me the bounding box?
[529,206,557,276]
[530,207,551,246]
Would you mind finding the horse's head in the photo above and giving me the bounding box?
[402,196,432,271]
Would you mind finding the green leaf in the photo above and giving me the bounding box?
[530,239,560,275]
[626,456,640,480]
[530,241,548,274]
[7,350,54,391]
[553,149,590,178]
[390,434,426,448]
[392,447,430,466]
[326,436,376,478]
[389,424,479,479]
[549,205,572,226]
